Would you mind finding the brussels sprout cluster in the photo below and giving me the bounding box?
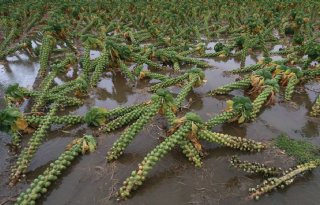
[0,40,31,59]
[81,18,98,35]
[118,59,135,81]
[250,86,274,119]
[230,156,281,176]
[27,103,147,129]
[310,95,320,117]
[209,78,251,95]
[105,103,147,120]
[32,68,60,111]
[150,73,189,91]
[31,96,47,112]
[39,35,55,77]
[38,70,58,91]
[205,111,238,129]
[187,68,205,85]
[178,138,202,167]
[202,50,227,58]
[302,68,320,80]
[133,64,144,76]
[11,132,21,148]
[10,103,59,185]
[139,71,167,81]
[284,75,299,101]
[91,48,109,87]
[32,78,86,112]
[270,48,294,56]
[175,74,198,107]
[249,160,319,200]
[239,41,250,65]
[106,98,162,161]
[82,43,91,79]
[25,115,84,125]
[173,61,180,71]
[178,44,204,57]
[34,93,81,106]
[119,121,192,198]
[131,52,162,69]
[199,129,265,152]
[54,78,88,96]
[0,27,18,51]
[163,104,177,127]
[176,54,208,68]
[39,54,75,90]
[230,60,270,74]
[15,135,97,205]
[100,106,146,133]
[49,78,81,93]
[56,97,83,107]
[230,62,277,74]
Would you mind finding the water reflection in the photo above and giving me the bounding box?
[97,73,135,104]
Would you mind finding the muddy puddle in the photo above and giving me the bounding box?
[0,46,320,205]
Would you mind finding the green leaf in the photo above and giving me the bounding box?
[85,107,108,126]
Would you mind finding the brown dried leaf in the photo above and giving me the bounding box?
[23,127,35,134]
[187,131,202,152]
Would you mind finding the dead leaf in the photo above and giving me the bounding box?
[23,127,35,134]
[186,125,202,153]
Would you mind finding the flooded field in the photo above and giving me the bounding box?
[1,1,320,205]
[1,48,319,205]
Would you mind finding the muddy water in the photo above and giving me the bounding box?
[0,47,320,205]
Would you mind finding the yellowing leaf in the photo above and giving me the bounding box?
[82,140,89,154]
[226,100,234,112]
[288,73,295,78]
[273,68,283,75]
[139,71,146,79]
[238,115,246,124]
[191,122,198,135]
[258,78,265,86]
[250,76,260,87]
[15,118,28,130]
